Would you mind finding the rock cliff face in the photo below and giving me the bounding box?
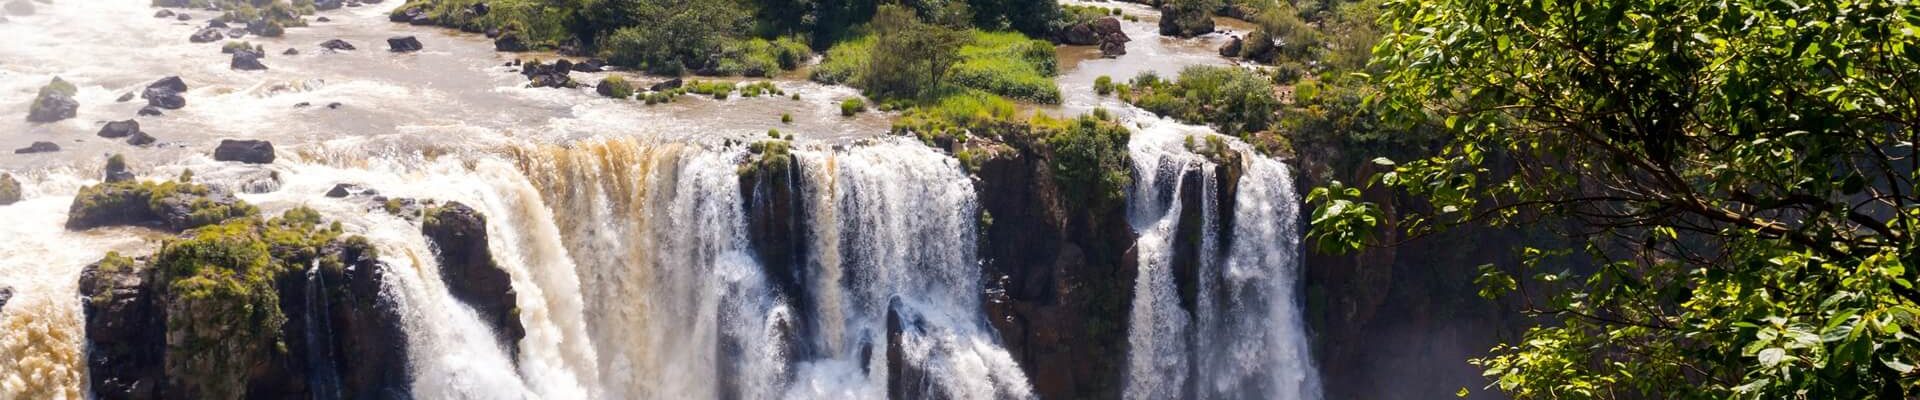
[963,128,1138,400]
[422,202,525,361]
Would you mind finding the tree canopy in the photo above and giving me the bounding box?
[1309,0,1920,397]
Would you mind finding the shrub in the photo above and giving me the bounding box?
[1094,75,1114,96]
[840,98,865,117]
[597,75,634,99]
[781,113,793,124]
[945,31,1060,103]
[810,35,873,85]
[1036,115,1132,212]
[1124,65,1279,136]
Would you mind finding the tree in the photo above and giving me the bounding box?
[861,3,970,100]
[1308,0,1920,398]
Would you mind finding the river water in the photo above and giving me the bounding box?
[0,1,1317,399]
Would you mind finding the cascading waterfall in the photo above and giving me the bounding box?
[786,140,1034,400]
[303,262,346,400]
[1123,116,1323,400]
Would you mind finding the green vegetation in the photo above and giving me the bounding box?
[597,75,634,99]
[1034,114,1131,212]
[780,113,793,124]
[1307,0,1920,397]
[68,179,260,231]
[1093,75,1114,96]
[1124,66,1279,137]
[816,20,1059,104]
[839,98,864,117]
[945,31,1059,103]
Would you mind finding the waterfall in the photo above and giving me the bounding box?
[304,262,345,400]
[786,140,1034,400]
[1122,117,1324,400]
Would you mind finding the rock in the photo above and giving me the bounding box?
[79,254,167,400]
[28,77,79,123]
[0,173,20,205]
[388,8,422,23]
[493,32,527,52]
[65,180,258,231]
[189,27,223,43]
[315,16,331,22]
[522,61,575,89]
[206,19,226,28]
[4,0,32,16]
[1158,4,1216,38]
[327,102,342,109]
[324,183,376,198]
[0,286,10,312]
[321,240,414,399]
[213,139,275,164]
[225,28,247,40]
[484,27,500,38]
[142,76,188,110]
[650,78,684,92]
[295,102,311,108]
[154,9,175,18]
[314,0,342,10]
[319,38,355,51]
[386,36,422,52]
[571,59,604,73]
[103,155,134,183]
[175,13,190,21]
[408,14,431,25]
[282,48,299,56]
[230,50,269,71]
[138,106,164,116]
[1219,36,1243,58]
[886,301,937,400]
[1100,40,1127,57]
[116,92,135,102]
[247,19,284,37]
[421,202,525,358]
[467,2,489,16]
[14,141,59,154]
[97,119,140,138]
[126,131,157,146]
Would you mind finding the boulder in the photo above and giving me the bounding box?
[225,28,247,39]
[650,78,684,92]
[79,254,167,400]
[386,36,422,52]
[189,27,224,43]
[230,50,269,71]
[13,141,59,154]
[324,183,376,198]
[206,19,226,28]
[126,131,157,146]
[28,77,79,123]
[319,38,355,51]
[246,19,284,37]
[117,92,135,103]
[0,173,20,205]
[137,106,164,116]
[315,16,331,22]
[102,155,135,183]
[282,48,299,56]
[154,9,175,18]
[4,0,31,16]
[571,59,604,73]
[65,180,258,232]
[0,286,10,312]
[493,32,527,52]
[213,139,275,164]
[1158,4,1216,38]
[388,8,422,23]
[320,239,414,399]
[421,202,525,358]
[175,13,190,21]
[97,120,140,138]
[1219,36,1243,58]
[142,76,188,110]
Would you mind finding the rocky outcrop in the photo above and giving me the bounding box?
[1158,4,1215,38]
[421,202,524,358]
[230,50,269,71]
[65,179,257,232]
[28,77,78,123]
[320,239,413,399]
[1059,17,1130,57]
[14,141,60,154]
[325,183,377,198]
[127,131,157,146]
[319,39,355,51]
[521,59,576,89]
[143,76,188,110]
[79,254,168,400]
[739,142,807,321]
[0,173,20,205]
[0,286,11,312]
[98,120,141,139]
[189,28,224,43]
[965,124,1138,400]
[493,32,527,52]
[213,139,276,164]
[386,36,422,52]
[885,301,937,400]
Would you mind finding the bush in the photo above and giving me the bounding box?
[781,113,793,124]
[1124,65,1279,136]
[1037,115,1132,212]
[945,31,1060,103]
[892,91,1017,136]
[597,75,634,99]
[840,98,865,117]
[1094,75,1114,96]
[810,35,873,85]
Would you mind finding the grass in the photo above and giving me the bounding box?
[813,30,1060,104]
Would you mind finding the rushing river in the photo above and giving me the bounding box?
[0,1,1318,399]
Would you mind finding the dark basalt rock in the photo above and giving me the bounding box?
[421,202,525,359]
[117,92,135,103]
[282,48,299,56]
[175,13,190,21]
[0,286,10,312]
[1158,4,1216,38]
[230,50,269,71]
[213,139,276,164]
[138,106,164,116]
[126,131,157,146]
[79,254,167,400]
[493,32,526,52]
[1219,36,1243,58]
[388,8,421,23]
[321,240,414,399]
[324,183,376,198]
[14,141,60,154]
[154,9,175,18]
[386,36,421,52]
[319,39,355,51]
[571,59,604,73]
[225,28,247,39]
[886,301,938,400]
[143,76,188,110]
[104,157,134,183]
[98,119,140,138]
[521,60,576,89]
[650,78,683,92]
[0,173,21,205]
[189,27,223,43]
[315,16,331,22]
[206,19,226,29]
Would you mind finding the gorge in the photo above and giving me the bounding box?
[0,0,1424,399]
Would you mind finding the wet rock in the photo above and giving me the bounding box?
[321,240,414,399]
[0,173,20,205]
[421,202,525,358]
[1158,4,1216,38]
[484,27,500,38]
[206,19,226,29]
[522,60,575,89]
[103,155,134,183]
[315,16,331,22]
[324,183,376,198]
[0,286,10,312]
[4,0,32,16]
[1219,35,1243,58]
[886,301,937,400]
[467,2,489,16]
[408,14,431,25]
[79,254,167,400]
[226,28,250,39]
[66,179,257,232]
[314,0,342,10]
[247,19,284,37]
[650,77,684,92]
[117,92,135,102]
[97,119,140,139]
[143,76,188,110]
[126,131,157,146]
[189,27,224,43]
[213,139,276,164]
[388,8,421,23]
[386,35,422,52]
[154,9,175,18]
[175,13,190,21]
[294,102,311,108]
[230,50,269,71]
[326,102,342,109]
[28,76,79,123]
[319,38,355,51]
[14,141,60,154]
[571,59,604,73]
[282,48,299,56]
[138,106,164,116]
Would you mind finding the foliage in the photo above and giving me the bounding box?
[598,75,634,99]
[1094,75,1114,96]
[840,98,865,117]
[861,4,972,100]
[946,30,1060,103]
[892,90,1017,138]
[1035,114,1132,213]
[1309,0,1920,397]
[1124,65,1279,137]
[809,34,873,84]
